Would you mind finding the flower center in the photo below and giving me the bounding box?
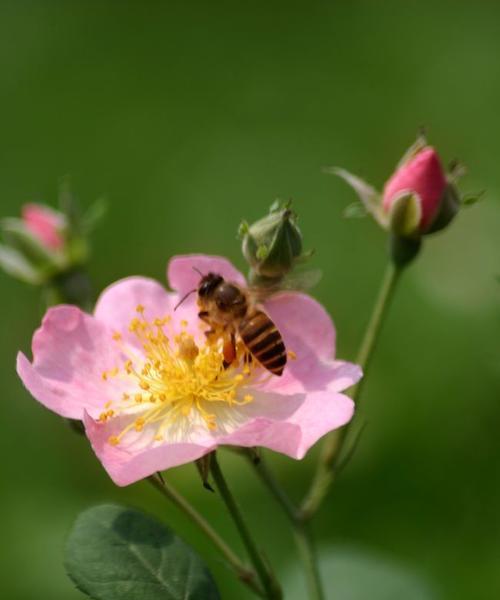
[99,305,258,446]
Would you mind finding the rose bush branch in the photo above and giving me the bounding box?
[301,134,474,520]
[247,451,325,600]
[210,453,282,599]
[301,262,402,519]
[148,472,265,597]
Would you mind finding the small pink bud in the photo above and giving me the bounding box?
[22,203,65,250]
[383,147,447,232]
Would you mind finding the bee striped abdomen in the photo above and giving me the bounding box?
[239,311,287,376]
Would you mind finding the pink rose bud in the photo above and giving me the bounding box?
[383,147,447,233]
[22,203,65,250]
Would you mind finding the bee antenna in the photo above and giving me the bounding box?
[192,266,204,277]
[174,288,197,311]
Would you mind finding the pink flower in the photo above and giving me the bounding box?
[22,203,65,250]
[383,147,447,232]
[17,255,361,486]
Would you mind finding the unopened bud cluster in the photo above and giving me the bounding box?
[0,182,105,306]
[239,200,309,285]
[332,135,478,266]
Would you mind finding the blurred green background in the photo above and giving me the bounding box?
[1,1,499,598]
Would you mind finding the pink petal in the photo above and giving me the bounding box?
[219,390,355,459]
[264,292,336,360]
[326,360,363,393]
[383,147,447,230]
[84,412,214,486]
[261,292,358,394]
[17,306,127,419]
[22,203,64,250]
[167,254,246,294]
[94,276,202,342]
[84,387,354,485]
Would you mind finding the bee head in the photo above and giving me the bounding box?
[198,272,224,299]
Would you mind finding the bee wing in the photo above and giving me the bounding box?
[247,268,323,303]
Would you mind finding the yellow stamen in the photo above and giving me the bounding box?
[102,306,268,446]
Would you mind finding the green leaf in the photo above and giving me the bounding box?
[326,167,387,226]
[462,190,485,206]
[343,202,369,219]
[285,545,438,600]
[82,196,108,233]
[65,504,220,600]
[0,244,44,284]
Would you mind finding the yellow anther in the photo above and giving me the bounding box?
[104,308,264,447]
[288,350,297,360]
[178,336,199,362]
[129,318,140,332]
[112,331,122,341]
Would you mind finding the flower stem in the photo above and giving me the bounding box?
[301,262,403,520]
[248,453,325,600]
[210,453,283,600]
[147,474,265,598]
[351,262,402,403]
[293,523,324,600]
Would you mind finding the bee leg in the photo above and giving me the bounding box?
[223,332,236,369]
[198,311,217,341]
[198,310,210,324]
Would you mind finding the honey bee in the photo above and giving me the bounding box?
[175,271,287,376]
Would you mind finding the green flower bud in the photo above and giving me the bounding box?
[240,201,305,284]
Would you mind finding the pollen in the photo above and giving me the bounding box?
[102,306,263,447]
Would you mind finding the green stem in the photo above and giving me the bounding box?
[294,523,325,600]
[248,453,325,600]
[351,262,402,404]
[210,453,282,600]
[148,474,264,598]
[44,267,93,311]
[301,262,402,520]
